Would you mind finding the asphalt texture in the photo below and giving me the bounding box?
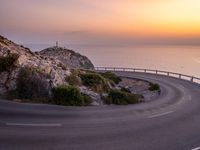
[0,71,200,150]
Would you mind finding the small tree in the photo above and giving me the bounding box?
[0,53,19,73]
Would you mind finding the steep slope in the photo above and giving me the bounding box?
[39,47,94,69]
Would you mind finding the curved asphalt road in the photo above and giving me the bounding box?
[0,72,200,150]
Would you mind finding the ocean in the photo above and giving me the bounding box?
[27,44,200,77]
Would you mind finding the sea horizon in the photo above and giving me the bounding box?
[25,44,200,77]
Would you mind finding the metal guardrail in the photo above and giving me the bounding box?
[95,67,200,85]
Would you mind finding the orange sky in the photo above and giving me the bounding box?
[0,0,200,44]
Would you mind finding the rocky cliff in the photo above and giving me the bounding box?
[39,47,94,69]
[0,35,70,95]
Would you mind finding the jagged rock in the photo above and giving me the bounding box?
[79,86,103,105]
[39,46,94,69]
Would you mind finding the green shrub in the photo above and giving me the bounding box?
[0,53,19,73]
[149,83,160,91]
[101,71,121,84]
[66,70,81,86]
[52,85,92,106]
[82,93,93,105]
[121,87,131,93]
[105,89,142,105]
[16,67,50,101]
[79,72,109,92]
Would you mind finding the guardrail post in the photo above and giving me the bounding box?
[133,68,135,72]
[167,72,169,76]
[191,77,194,82]
[156,70,158,74]
[144,69,146,73]
[179,74,181,79]
[114,68,116,71]
[123,68,125,71]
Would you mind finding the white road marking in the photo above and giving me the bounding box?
[147,111,174,119]
[6,123,62,127]
[191,147,200,150]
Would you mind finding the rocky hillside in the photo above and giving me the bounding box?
[39,47,94,69]
[0,35,155,106]
[0,35,70,95]
[0,35,109,106]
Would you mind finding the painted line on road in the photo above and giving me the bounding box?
[147,111,174,119]
[191,147,200,150]
[6,123,62,127]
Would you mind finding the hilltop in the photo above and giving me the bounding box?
[39,46,94,70]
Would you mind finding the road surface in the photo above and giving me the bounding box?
[0,72,200,150]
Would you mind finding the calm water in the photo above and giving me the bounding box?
[28,44,200,77]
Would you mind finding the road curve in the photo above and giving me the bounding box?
[0,71,200,150]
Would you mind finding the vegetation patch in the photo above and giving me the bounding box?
[57,62,67,70]
[79,72,109,93]
[0,53,19,73]
[104,89,142,105]
[149,83,160,91]
[66,69,81,86]
[51,85,92,106]
[15,66,50,102]
[0,39,8,46]
[100,71,122,84]
[120,87,131,93]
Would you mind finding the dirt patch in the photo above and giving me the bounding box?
[117,77,160,101]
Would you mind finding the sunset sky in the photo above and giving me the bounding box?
[1,0,200,46]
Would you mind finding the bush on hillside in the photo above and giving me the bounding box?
[0,53,19,73]
[51,85,92,106]
[16,66,50,101]
[0,38,8,46]
[149,83,160,91]
[101,71,121,84]
[120,87,131,93]
[65,70,81,86]
[79,72,109,92]
[105,89,142,105]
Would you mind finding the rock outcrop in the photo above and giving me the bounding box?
[0,35,70,95]
[39,47,94,69]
